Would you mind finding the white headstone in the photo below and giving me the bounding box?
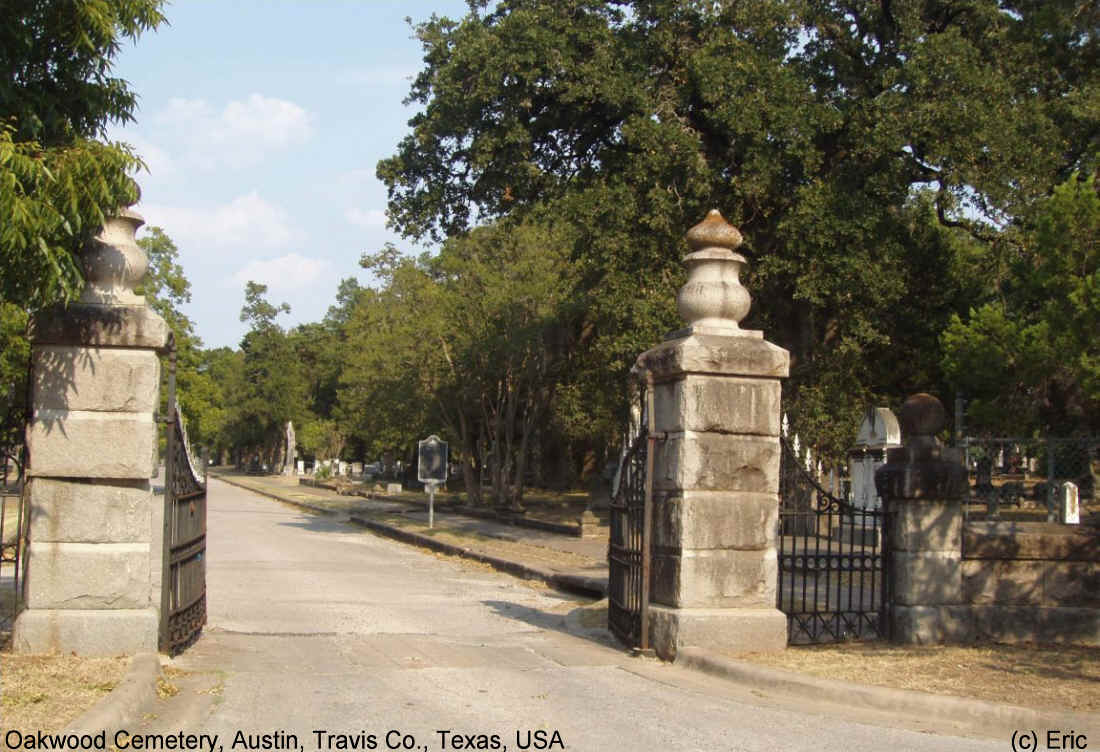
[297,459,305,475]
[338,460,348,476]
[386,482,402,495]
[1060,481,1080,525]
[848,407,902,510]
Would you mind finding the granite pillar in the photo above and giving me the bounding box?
[636,210,789,659]
[13,209,169,655]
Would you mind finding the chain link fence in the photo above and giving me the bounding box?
[961,437,1099,519]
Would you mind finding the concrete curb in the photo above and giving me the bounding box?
[210,474,608,599]
[347,514,608,598]
[65,652,160,735]
[213,474,342,517]
[677,647,1098,732]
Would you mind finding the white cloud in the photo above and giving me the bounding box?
[154,93,315,169]
[233,253,330,293]
[345,207,388,229]
[139,192,298,251]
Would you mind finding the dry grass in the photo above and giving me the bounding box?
[731,642,1100,712]
[0,654,128,737]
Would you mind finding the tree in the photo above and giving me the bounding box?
[379,0,1099,456]
[1,0,166,309]
[228,283,308,467]
[942,172,1100,435]
[341,218,579,505]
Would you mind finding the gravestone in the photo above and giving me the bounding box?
[1060,482,1080,525]
[297,459,305,475]
[283,421,296,476]
[847,407,901,510]
[351,462,363,477]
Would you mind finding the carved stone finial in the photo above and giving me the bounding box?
[673,209,755,338]
[79,208,148,306]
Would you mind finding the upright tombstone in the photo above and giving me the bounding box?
[283,421,296,476]
[636,210,789,658]
[14,209,169,655]
[847,407,901,510]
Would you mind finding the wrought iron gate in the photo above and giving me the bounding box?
[777,437,890,644]
[608,377,655,652]
[160,346,207,654]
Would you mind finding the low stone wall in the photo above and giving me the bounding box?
[960,521,1100,645]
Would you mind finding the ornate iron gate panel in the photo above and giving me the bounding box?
[160,347,207,654]
[607,379,655,652]
[777,437,890,644]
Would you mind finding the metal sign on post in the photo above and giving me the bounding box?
[417,435,448,528]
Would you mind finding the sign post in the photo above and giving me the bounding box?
[417,435,448,528]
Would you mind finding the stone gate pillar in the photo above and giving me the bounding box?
[637,210,789,659]
[14,209,169,655]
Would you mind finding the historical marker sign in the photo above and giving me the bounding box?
[418,435,448,484]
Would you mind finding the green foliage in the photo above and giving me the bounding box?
[0,303,30,471]
[340,218,580,503]
[943,173,1100,434]
[221,283,309,464]
[379,0,1099,456]
[0,0,166,310]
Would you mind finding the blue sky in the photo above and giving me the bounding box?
[110,1,470,349]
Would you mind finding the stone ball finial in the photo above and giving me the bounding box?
[79,207,148,306]
[674,209,753,337]
[897,393,946,438]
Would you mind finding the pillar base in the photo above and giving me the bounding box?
[649,604,786,661]
[12,608,158,655]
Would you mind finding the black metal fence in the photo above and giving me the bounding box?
[607,380,655,653]
[160,346,208,655]
[1,478,28,635]
[777,436,890,644]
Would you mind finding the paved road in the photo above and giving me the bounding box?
[135,479,1003,752]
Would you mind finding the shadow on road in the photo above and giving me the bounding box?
[482,599,621,652]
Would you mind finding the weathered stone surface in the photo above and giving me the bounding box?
[652,548,777,609]
[892,605,975,644]
[638,333,789,381]
[963,521,1100,561]
[892,551,963,606]
[31,303,169,350]
[962,559,1045,606]
[655,434,779,494]
[33,346,160,413]
[971,605,1100,646]
[648,605,787,660]
[27,410,157,479]
[12,608,158,655]
[654,376,780,436]
[28,478,151,543]
[25,541,152,609]
[653,491,777,550]
[890,499,963,553]
[1044,563,1100,607]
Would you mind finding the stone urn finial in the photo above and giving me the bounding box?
[674,209,753,338]
[79,208,148,306]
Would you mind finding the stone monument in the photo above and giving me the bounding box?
[14,208,169,655]
[636,209,789,659]
[283,421,296,476]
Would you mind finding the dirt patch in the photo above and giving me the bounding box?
[0,654,129,738]
[730,642,1100,713]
